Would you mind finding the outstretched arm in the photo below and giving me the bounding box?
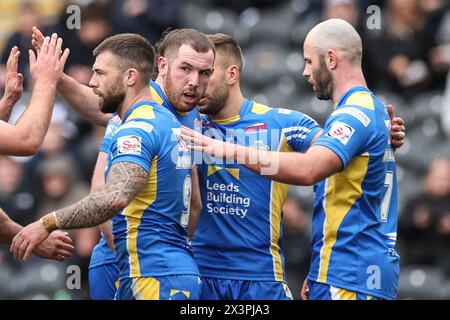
[181,126,342,186]
[11,161,148,260]
[0,34,69,155]
[32,27,110,127]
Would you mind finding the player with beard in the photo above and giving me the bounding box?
[31,27,214,299]
[186,33,405,300]
[11,33,203,300]
[182,20,402,300]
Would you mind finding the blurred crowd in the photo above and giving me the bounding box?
[0,0,449,299]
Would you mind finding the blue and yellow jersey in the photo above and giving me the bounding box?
[89,81,200,270]
[106,101,198,280]
[192,99,322,281]
[308,86,399,300]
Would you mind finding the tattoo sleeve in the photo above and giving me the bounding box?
[54,162,148,229]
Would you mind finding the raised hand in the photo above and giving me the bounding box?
[29,33,69,84]
[3,46,23,104]
[31,26,45,53]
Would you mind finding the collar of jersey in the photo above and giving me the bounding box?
[122,100,157,122]
[336,85,371,109]
[208,98,253,125]
[150,80,190,116]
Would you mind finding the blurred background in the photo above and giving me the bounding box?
[0,0,449,300]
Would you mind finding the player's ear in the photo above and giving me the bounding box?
[228,65,240,85]
[125,68,139,86]
[327,49,337,70]
[158,56,168,76]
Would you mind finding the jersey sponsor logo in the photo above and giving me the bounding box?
[245,123,267,132]
[332,107,371,127]
[205,168,250,219]
[326,121,355,145]
[117,135,142,154]
[278,108,292,115]
[117,121,154,133]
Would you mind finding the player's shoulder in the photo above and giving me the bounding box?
[331,104,374,128]
[343,90,376,110]
[342,89,387,116]
[129,102,179,124]
[118,104,178,135]
[249,101,273,115]
[250,101,299,118]
[265,104,318,125]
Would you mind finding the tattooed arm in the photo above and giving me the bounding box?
[10,161,148,260]
[54,161,148,229]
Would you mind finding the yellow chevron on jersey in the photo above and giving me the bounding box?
[207,165,240,180]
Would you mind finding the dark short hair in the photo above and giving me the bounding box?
[207,33,243,70]
[93,33,155,84]
[155,28,215,59]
